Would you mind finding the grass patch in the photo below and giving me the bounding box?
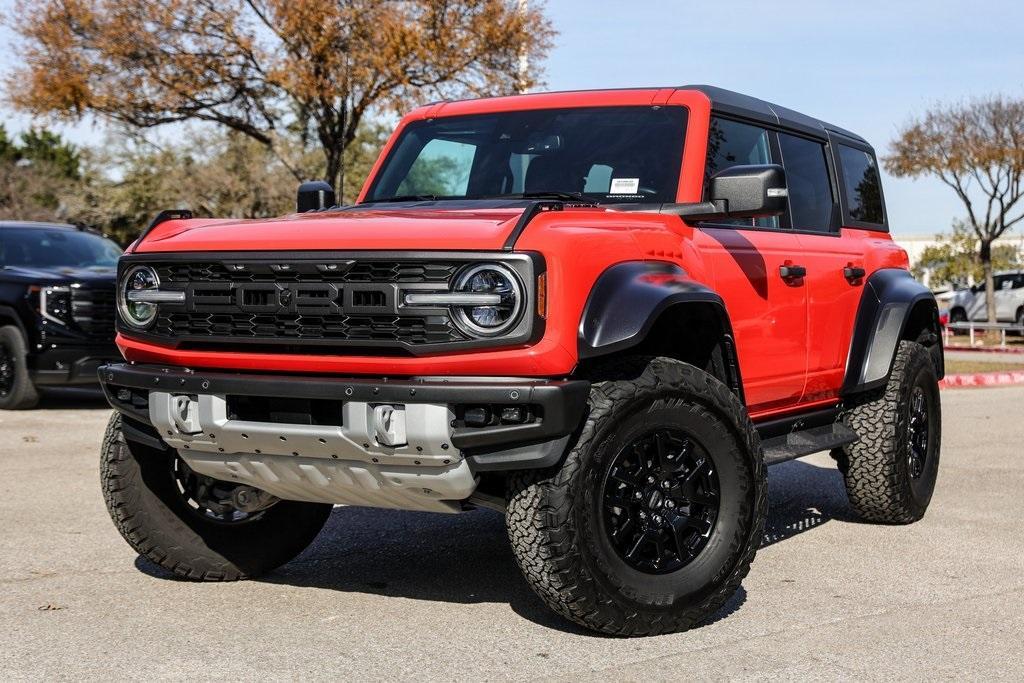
[944,360,1024,374]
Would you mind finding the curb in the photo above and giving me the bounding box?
[940,370,1024,388]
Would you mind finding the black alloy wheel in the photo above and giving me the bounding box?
[171,456,274,524]
[603,428,721,574]
[906,385,931,480]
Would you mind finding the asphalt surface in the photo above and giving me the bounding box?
[1,386,1022,681]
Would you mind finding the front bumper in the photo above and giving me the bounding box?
[99,363,589,512]
[31,345,121,385]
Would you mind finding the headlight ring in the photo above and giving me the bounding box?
[450,263,524,338]
[117,265,161,329]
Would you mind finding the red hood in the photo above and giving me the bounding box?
[133,207,526,253]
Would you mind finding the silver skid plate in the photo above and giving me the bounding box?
[149,391,475,512]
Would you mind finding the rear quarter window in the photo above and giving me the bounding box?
[837,144,886,227]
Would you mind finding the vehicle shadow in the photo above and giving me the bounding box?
[33,386,109,410]
[134,457,855,636]
[761,457,860,548]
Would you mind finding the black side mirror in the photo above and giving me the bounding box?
[659,164,788,221]
[296,180,336,213]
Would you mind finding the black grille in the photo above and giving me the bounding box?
[71,286,116,340]
[155,312,463,345]
[144,257,470,349]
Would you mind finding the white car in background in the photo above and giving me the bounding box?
[947,270,1024,327]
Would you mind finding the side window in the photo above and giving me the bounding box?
[705,117,778,228]
[778,133,835,232]
[837,145,885,225]
[396,138,476,197]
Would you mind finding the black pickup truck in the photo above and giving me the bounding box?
[0,221,122,409]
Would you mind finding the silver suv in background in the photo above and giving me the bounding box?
[948,271,1024,327]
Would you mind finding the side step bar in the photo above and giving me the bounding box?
[760,422,859,466]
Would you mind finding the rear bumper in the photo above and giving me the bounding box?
[99,363,589,471]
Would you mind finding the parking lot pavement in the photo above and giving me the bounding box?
[1,386,1023,681]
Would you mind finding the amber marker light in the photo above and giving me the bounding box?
[537,273,547,318]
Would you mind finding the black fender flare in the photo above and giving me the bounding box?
[578,261,742,395]
[843,268,944,395]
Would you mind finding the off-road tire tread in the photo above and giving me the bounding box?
[101,413,331,581]
[839,341,939,524]
[506,357,766,636]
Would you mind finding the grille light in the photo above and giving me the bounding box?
[38,285,72,326]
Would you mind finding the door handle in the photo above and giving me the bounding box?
[779,264,806,279]
[844,266,866,282]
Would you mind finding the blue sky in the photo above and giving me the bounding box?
[3,0,1023,236]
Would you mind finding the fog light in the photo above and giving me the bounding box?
[463,406,491,427]
[500,406,526,424]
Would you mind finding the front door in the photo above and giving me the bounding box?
[695,117,808,413]
[700,227,809,412]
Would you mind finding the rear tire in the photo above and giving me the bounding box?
[505,357,766,636]
[837,341,941,524]
[0,325,40,410]
[101,413,333,580]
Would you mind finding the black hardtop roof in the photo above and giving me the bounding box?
[682,84,868,145]
[427,85,870,146]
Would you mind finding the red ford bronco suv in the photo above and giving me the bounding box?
[98,86,943,636]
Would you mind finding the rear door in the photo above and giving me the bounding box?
[697,117,808,413]
[791,135,876,402]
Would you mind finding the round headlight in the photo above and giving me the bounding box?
[118,265,160,329]
[452,263,523,337]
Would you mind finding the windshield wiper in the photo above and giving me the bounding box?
[492,191,592,202]
[369,194,441,203]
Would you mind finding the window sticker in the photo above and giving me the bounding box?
[609,178,640,194]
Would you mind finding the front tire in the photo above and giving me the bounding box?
[505,357,766,636]
[0,325,40,410]
[101,413,333,580]
[838,341,941,524]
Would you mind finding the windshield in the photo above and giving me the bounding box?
[366,106,687,204]
[0,228,122,268]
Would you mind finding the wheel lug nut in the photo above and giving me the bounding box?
[634,491,643,500]
[666,500,675,508]
[647,476,656,484]
[661,480,671,489]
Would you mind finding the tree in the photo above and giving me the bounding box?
[911,220,1023,289]
[5,0,554,202]
[0,125,81,219]
[886,96,1024,323]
